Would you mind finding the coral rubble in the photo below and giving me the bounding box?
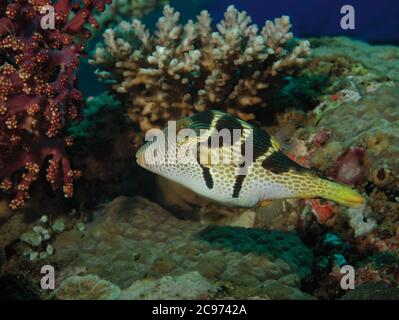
[90,4,310,143]
[0,0,111,209]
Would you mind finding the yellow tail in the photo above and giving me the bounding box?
[315,178,365,207]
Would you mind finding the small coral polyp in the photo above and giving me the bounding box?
[90,5,310,140]
[0,0,111,209]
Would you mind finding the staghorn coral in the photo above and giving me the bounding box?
[90,5,310,142]
[0,0,111,209]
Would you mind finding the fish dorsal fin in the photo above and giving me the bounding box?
[261,150,308,174]
[177,110,281,163]
[176,110,219,133]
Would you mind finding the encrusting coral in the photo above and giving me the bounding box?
[271,37,399,254]
[46,196,314,299]
[0,0,111,209]
[90,4,310,142]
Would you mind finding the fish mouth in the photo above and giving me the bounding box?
[135,148,146,167]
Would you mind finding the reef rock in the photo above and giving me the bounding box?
[50,196,314,299]
[53,275,121,300]
[119,271,217,300]
[312,86,399,189]
[341,282,399,300]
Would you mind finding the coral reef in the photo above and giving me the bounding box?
[90,4,310,143]
[341,282,399,300]
[345,204,377,238]
[316,233,351,270]
[0,0,111,209]
[98,0,168,25]
[256,280,314,300]
[310,37,399,83]
[53,274,121,300]
[309,86,399,249]
[47,196,313,299]
[327,147,366,186]
[354,252,399,287]
[55,271,220,300]
[264,37,399,251]
[311,86,399,190]
[92,0,170,42]
[122,0,168,17]
[0,1,398,300]
[197,225,313,279]
[120,271,217,300]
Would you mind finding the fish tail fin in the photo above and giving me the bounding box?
[312,177,365,207]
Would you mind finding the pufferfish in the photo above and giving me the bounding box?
[136,110,364,209]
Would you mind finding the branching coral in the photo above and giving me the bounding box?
[0,0,111,209]
[90,5,310,141]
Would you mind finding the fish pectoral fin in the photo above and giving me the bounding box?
[258,199,273,208]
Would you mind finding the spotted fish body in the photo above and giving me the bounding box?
[136,110,364,208]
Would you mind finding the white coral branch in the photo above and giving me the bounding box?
[90,4,310,135]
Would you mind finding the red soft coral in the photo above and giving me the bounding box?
[0,0,111,208]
